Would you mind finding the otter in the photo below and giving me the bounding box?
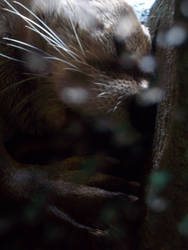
[0,0,151,249]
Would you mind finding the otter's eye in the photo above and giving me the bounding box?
[113,35,125,56]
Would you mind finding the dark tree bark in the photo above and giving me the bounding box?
[140,0,188,249]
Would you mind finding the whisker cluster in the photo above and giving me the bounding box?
[94,80,143,113]
[1,0,82,69]
[67,1,85,57]
[3,37,50,55]
[94,82,123,112]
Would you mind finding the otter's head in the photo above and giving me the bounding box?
[1,0,151,117]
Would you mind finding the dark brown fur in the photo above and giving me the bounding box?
[0,1,151,249]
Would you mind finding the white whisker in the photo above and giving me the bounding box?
[4,1,78,62]
[97,92,111,97]
[113,106,118,112]
[3,37,51,56]
[116,100,122,107]
[94,82,110,89]
[4,8,60,48]
[13,0,79,61]
[3,37,67,65]
[0,76,37,95]
[94,81,126,112]
[24,25,73,62]
[24,23,79,68]
[3,0,83,70]
[25,26,65,54]
[67,1,85,56]
[6,43,33,54]
[3,0,18,13]
[0,52,23,63]
[21,24,78,68]
[69,20,85,57]
[23,72,46,77]
[70,19,85,56]
[112,99,123,112]
[14,1,67,48]
[44,56,78,69]
[61,67,83,73]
